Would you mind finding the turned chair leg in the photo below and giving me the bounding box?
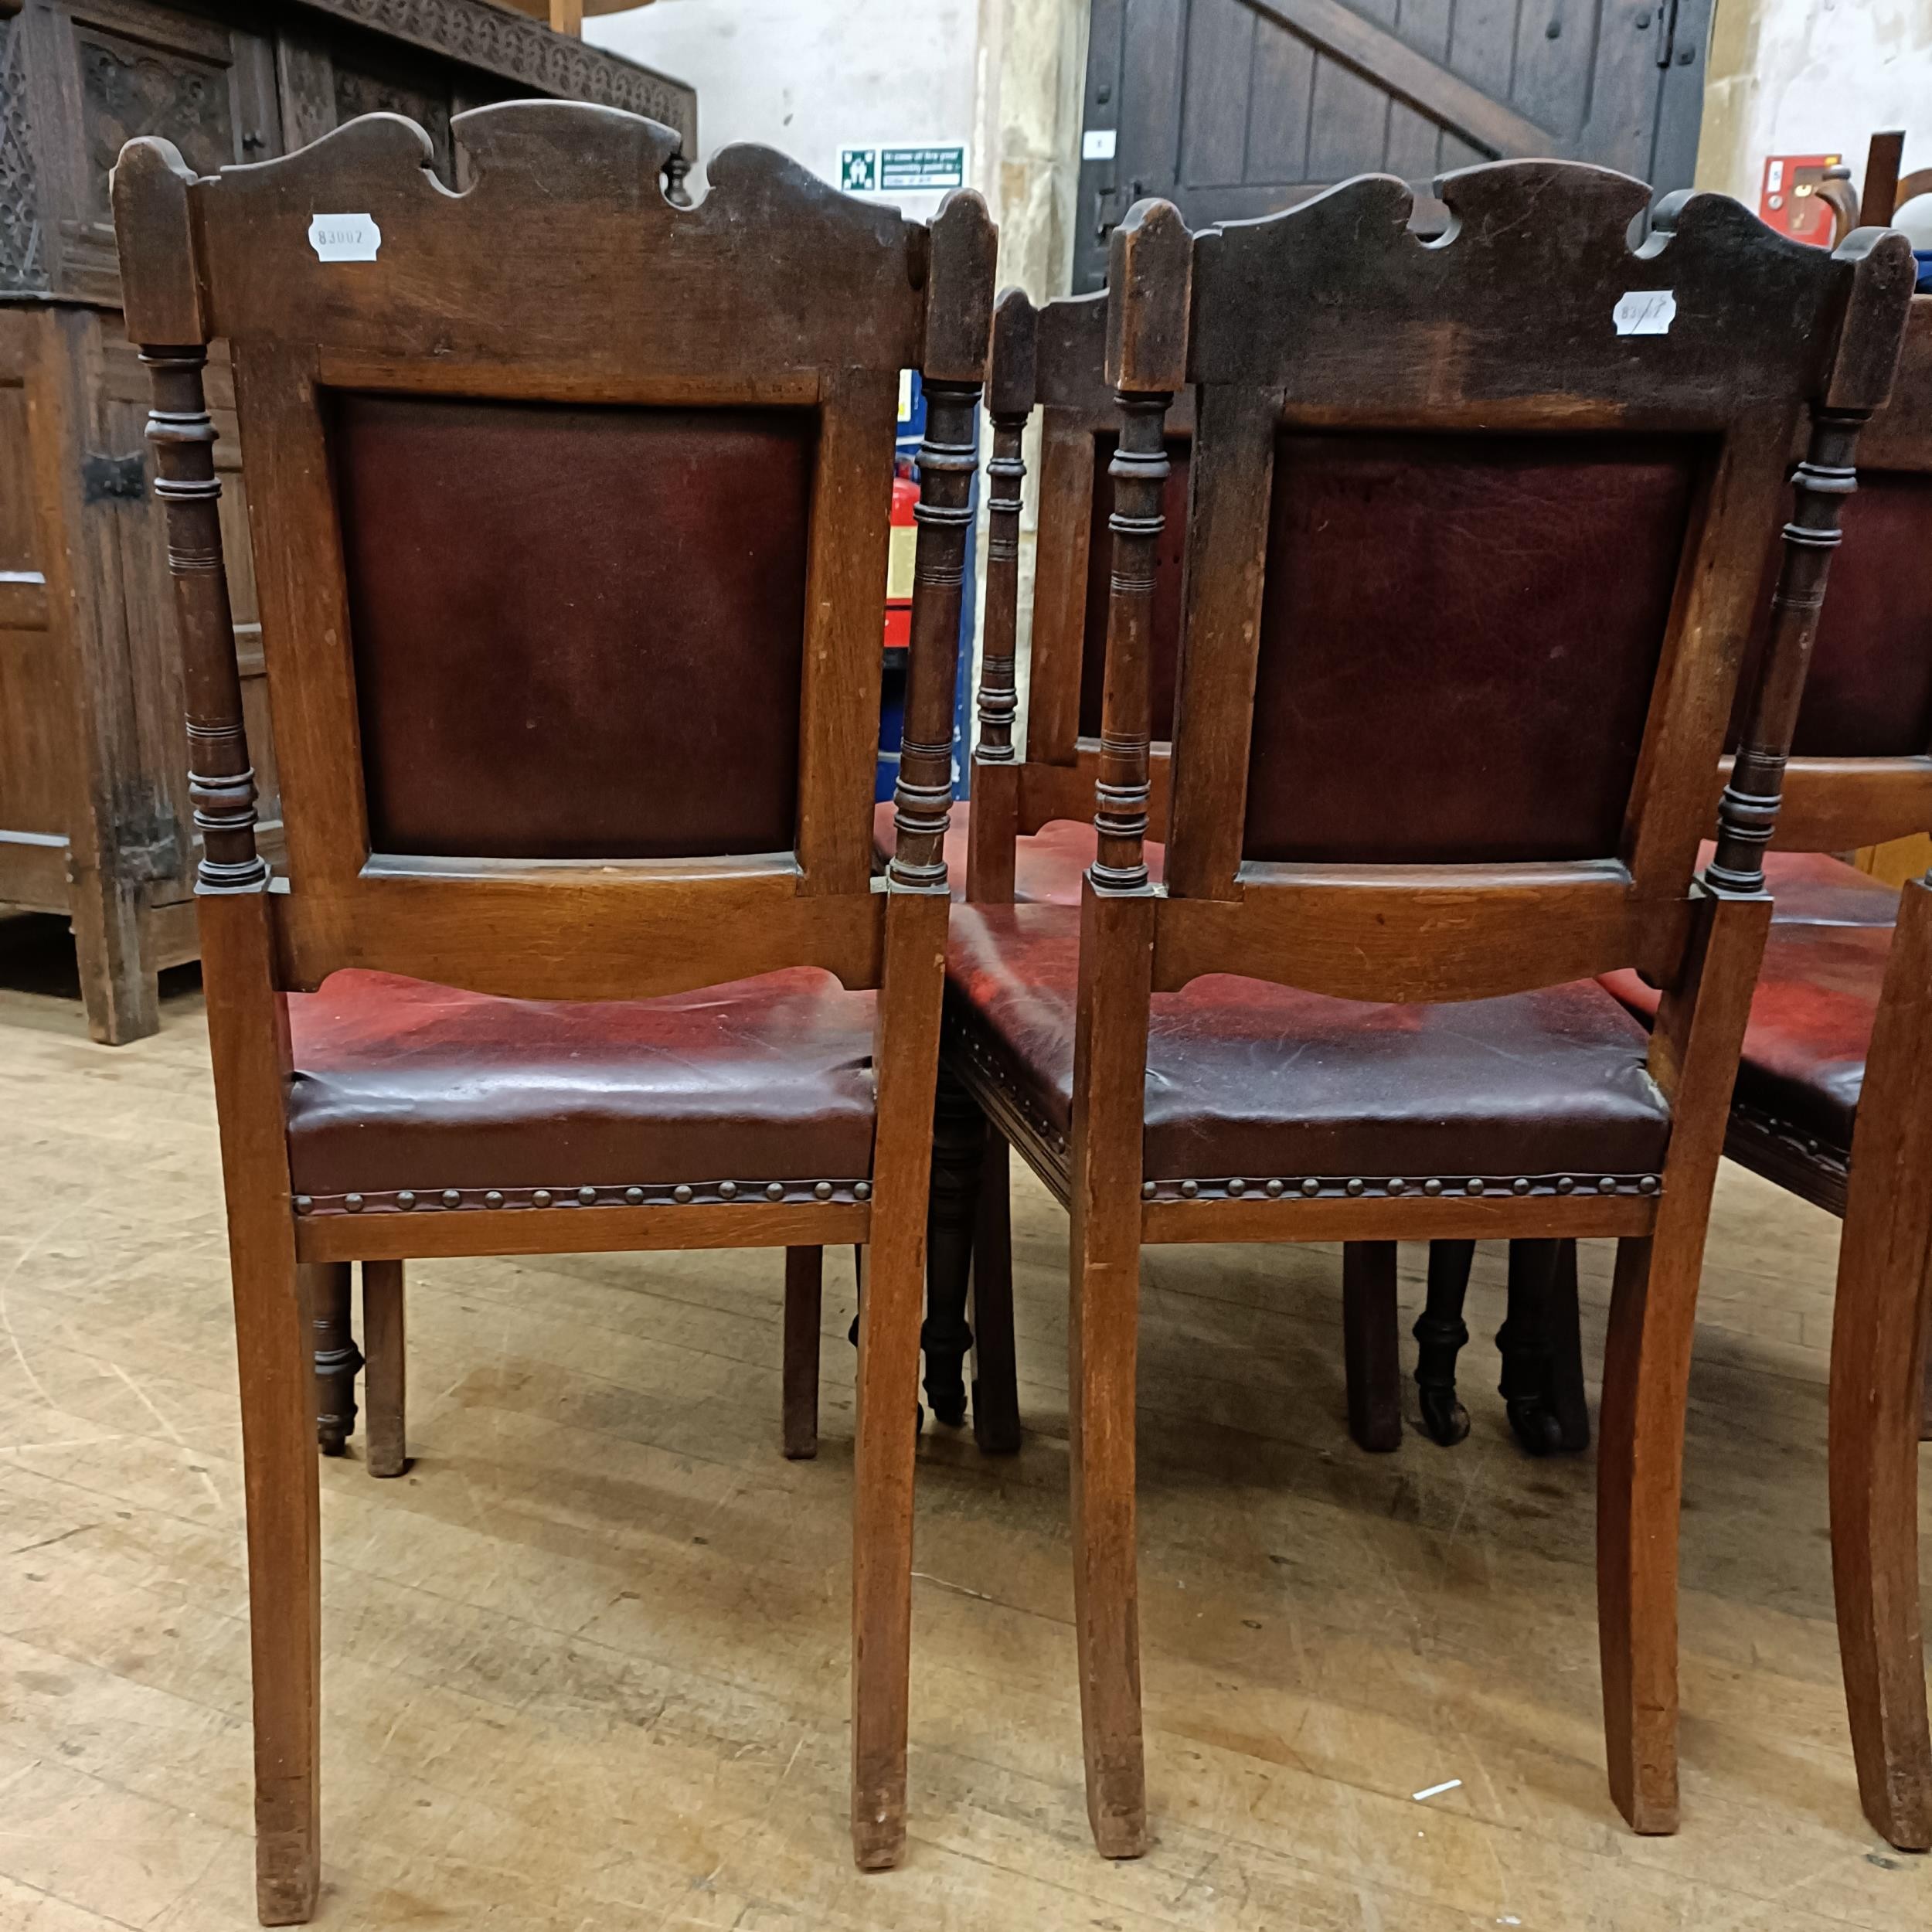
[1497,1239,1590,1455]
[361,1260,407,1477]
[308,1260,360,1456]
[922,1063,984,1429]
[1413,1239,1474,1445]
[968,1131,1022,1454]
[783,1247,823,1459]
[1342,1240,1402,1451]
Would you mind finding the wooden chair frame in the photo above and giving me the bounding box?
[954,165,1912,1855]
[113,103,993,1920]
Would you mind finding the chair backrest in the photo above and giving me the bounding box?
[1093,164,1914,1005]
[113,104,993,1002]
[971,290,1193,851]
[1762,294,1932,852]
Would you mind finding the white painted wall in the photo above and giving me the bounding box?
[1701,0,1932,242]
[587,0,986,223]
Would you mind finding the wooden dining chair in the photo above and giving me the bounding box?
[1589,293,1932,1850]
[928,164,1912,1854]
[112,102,992,1921]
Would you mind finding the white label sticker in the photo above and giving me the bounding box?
[308,213,381,263]
[1614,289,1676,336]
[1083,128,1117,162]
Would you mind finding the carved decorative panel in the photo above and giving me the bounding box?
[78,29,235,223]
[333,60,449,175]
[0,18,45,293]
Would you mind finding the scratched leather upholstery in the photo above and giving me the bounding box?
[870,801,1166,903]
[947,906,1672,1181]
[1601,855,1897,1155]
[284,968,877,1195]
[332,393,815,861]
[1243,432,1699,864]
[1077,435,1191,741]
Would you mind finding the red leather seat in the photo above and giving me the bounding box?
[871,800,1165,904]
[948,905,1672,1187]
[284,968,877,1213]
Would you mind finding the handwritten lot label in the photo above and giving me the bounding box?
[1614,289,1675,336]
[308,213,381,262]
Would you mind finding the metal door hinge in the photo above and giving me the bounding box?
[81,451,146,503]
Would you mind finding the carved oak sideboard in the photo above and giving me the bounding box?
[0,0,696,1039]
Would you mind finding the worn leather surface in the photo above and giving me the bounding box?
[1731,471,1932,757]
[948,905,1672,1180]
[285,968,877,1193]
[1078,434,1191,741]
[870,801,1166,903]
[333,393,815,860]
[1600,858,1895,1154]
[1244,432,1698,863]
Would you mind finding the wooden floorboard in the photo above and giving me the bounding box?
[0,940,1925,1930]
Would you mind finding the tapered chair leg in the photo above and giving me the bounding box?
[1829,876,1932,1851]
[1069,1211,1148,1856]
[969,1131,1022,1454]
[1597,1230,1699,1834]
[1342,1241,1402,1451]
[308,1260,359,1455]
[923,1063,985,1429]
[783,1247,823,1459]
[1413,1239,1475,1445]
[361,1260,407,1477]
[250,1244,324,1922]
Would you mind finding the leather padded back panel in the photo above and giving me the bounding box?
[1079,434,1190,741]
[332,393,814,860]
[1243,431,1699,864]
[1793,471,1932,757]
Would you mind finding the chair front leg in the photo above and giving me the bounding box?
[783,1247,824,1460]
[922,1060,985,1429]
[1498,1239,1565,1456]
[969,1129,1022,1454]
[308,1260,360,1455]
[1413,1239,1474,1445]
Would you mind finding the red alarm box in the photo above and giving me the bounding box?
[883,471,918,651]
[1759,153,1844,247]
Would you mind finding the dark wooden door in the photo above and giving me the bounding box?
[1073,0,1712,289]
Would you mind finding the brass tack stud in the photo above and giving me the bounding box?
[624,1186,644,1205]
[293,1195,313,1215]
[673,1184,694,1204]
[442,1189,461,1208]
[1387,1177,1405,1194]
[1345,1178,1365,1196]
[1467,1178,1485,1196]
[854,1181,872,1201]
[345,1192,364,1213]
[1265,1178,1285,1197]
[1512,1177,1531,1196]
[766,1182,786,1201]
[1638,1175,1659,1194]
[1556,1175,1575,1194]
[814,1181,833,1199]
[1141,1181,1157,1199]
[1599,1176,1617,1194]
[1301,1178,1321,1197]
[1179,1179,1199,1198]
[578,1186,597,1205]
[1423,1178,1443,1196]
[485,1191,505,1209]
[396,1189,416,1209]
[1226,1177,1247,1196]
[718,1180,737,1200]
[532,1189,553,1207]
